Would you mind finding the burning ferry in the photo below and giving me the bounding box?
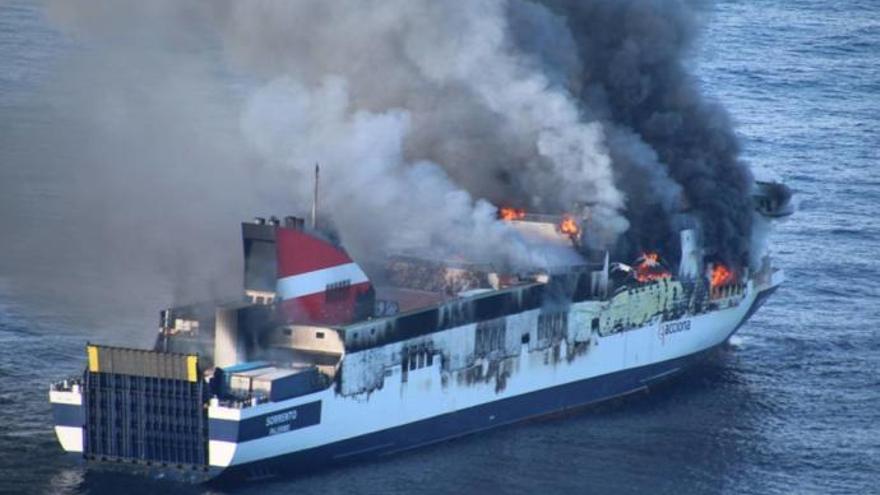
[48,183,791,483]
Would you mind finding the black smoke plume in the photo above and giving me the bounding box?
[521,0,755,265]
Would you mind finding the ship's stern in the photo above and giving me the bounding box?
[48,345,225,483]
[49,380,85,455]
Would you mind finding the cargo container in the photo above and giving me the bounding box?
[213,361,271,396]
[251,367,320,402]
[227,367,281,397]
[221,361,271,374]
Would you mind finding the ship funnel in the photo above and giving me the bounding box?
[275,225,374,325]
[678,229,702,279]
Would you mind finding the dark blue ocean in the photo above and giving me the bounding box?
[0,1,877,493]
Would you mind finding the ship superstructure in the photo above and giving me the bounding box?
[49,183,791,483]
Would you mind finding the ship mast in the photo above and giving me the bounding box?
[311,163,319,229]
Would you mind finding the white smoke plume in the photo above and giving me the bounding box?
[221,0,633,267]
[223,0,631,265]
[239,76,555,268]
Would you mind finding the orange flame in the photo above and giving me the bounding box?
[498,207,526,221]
[560,215,580,236]
[634,252,671,283]
[710,263,735,289]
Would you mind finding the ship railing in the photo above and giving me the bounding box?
[211,394,271,410]
[50,378,83,393]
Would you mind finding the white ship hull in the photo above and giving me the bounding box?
[206,270,780,480]
[50,269,781,482]
[48,186,795,483]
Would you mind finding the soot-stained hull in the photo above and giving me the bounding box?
[49,208,787,484]
[210,284,777,483]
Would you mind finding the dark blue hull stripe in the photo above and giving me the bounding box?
[51,403,84,428]
[210,287,778,483]
[212,346,706,483]
[211,401,322,442]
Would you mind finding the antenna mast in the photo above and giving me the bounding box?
[311,163,320,229]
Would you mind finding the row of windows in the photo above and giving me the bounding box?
[281,328,325,339]
[403,350,435,372]
[401,348,436,382]
[346,285,547,350]
[252,295,274,305]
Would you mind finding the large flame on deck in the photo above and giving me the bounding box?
[710,263,735,289]
[498,207,526,221]
[634,252,671,283]
[559,215,579,236]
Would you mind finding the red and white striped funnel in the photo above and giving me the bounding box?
[275,226,373,325]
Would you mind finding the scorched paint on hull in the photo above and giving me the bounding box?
[209,284,779,483]
[48,200,789,484]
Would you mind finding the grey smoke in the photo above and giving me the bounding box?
[220,0,755,265]
[3,0,756,316]
[238,76,553,268]
[223,0,630,263]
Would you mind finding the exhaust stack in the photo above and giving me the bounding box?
[311,163,319,229]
